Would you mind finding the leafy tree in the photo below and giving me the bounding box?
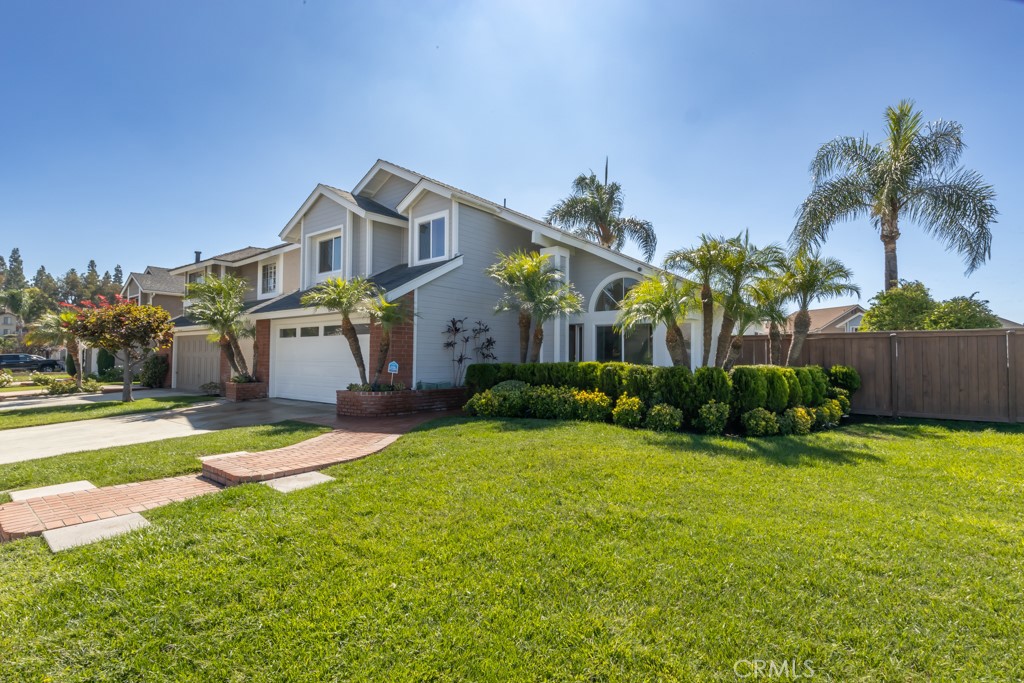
[59,268,83,305]
[186,275,255,380]
[84,260,101,300]
[663,234,730,367]
[923,294,1001,330]
[6,248,27,290]
[713,232,784,368]
[365,293,411,386]
[794,100,998,290]
[113,265,124,285]
[859,281,936,331]
[301,277,377,386]
[616,273,697,366]
[546,158,657,262]
[0,288,47,342]
[487,250,584,363]
[785,249,860,365]
[72,299,173,401]
[0,255,7,290]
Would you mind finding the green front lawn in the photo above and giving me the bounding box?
[0,385,42,393]
[1,418,1022,680]
[0,421,331,502]
[0,394,213,430]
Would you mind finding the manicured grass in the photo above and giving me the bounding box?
[1,418,1022,680]
[0,394,213,430]
[0,421,331,502]
[0,385,42,393]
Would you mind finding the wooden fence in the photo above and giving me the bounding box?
[736,329,1023,423]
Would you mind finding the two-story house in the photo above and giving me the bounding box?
[120,266,187,318]
[166,160,705,402]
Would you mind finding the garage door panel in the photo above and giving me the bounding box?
[271,317,368,403]
[175,334,221,391]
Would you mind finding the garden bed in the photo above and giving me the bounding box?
[337,387,468,417]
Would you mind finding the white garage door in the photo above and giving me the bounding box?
[271,316,369,403]
[175,334,221,391]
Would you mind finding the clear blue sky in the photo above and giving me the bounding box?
[1,0,1021,320]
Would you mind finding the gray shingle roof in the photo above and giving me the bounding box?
[247,259,457,316]
[129,266,185,294]
[323,185,407,221]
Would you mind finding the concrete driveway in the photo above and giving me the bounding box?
[0,388,186,412]
[0,398,337,465]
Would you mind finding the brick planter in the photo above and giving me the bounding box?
[224,381,268,402]
[337,387,468,417]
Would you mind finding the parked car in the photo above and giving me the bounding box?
[0,354,64,372]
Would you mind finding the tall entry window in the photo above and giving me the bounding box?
[595,324,653,364]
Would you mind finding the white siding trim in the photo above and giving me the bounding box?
[411,210,450,266]
[365,220,374,276]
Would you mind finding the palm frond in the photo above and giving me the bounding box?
[905,169,997,274]
[792,175,872,248]
[809,135,878,184]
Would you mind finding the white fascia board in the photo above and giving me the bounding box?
[228,243,300,268]
[279,185,366,242]
[168,260,232,276]
[396,179,453,215]
[352,160,422,197]
[172,325,209,334]
[252,307,372,324]
[385,255,464,301]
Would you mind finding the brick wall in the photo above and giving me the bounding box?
[336,387,467,417]
[255,319,270,383]
[368,291,414,387]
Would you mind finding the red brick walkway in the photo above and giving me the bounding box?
[0,411,454,542]
[0,475,220,541]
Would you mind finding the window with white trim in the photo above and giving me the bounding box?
[415,213,447,263]
[261,263,277,294]
[318,236,341,274]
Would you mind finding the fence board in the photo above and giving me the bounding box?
[736,329,1021,423]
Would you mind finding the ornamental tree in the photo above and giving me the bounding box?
[72,297,174,402]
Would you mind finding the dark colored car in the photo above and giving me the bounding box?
[0,354,64,372]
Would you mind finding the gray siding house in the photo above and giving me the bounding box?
[168,160,706,402]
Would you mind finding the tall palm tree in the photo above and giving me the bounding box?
[746,274,792,366]
[186,275,254,380]
[365,293,411,386]
[301,277,377,386]
[26,310,83,388]
[663,234,729,367]
[487,250,583,363]
[785,249,861,365]
[616,273,697,367]
[546,158,658,262]
[712,232,785,368]
[794,100,998,291]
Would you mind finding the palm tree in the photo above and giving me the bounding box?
[712,232,784,368]
[301,276,376,385]
[794,100,997,291]
[186,275,254,380]
[746,275,792,366]
[616,274,697,367]
[487,250,583,363]
[546,158,658,262]
[663,235,729,367]
[785,249,861,365]
[26,310,83,388]
[365,293,411,386]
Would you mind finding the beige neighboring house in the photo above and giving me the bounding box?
[120,266,186,318]
[1,309,19,338]
[749,304,866,336]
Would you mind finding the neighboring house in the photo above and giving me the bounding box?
[0,310,17,338]
[120,266,187,317]
[997,316,1023,329]
[167,160,704,402]
[751,304,866,336]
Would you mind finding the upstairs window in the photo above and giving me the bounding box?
[416,213,446,263]
[187,271,203,285]
[594,277,639,311]
[318,236,341,273]
[261,263,277,294]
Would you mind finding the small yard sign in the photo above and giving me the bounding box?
[388,361,399,385]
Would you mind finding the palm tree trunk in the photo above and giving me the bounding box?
[229,335,250,378]
[723,335,743,371]
[700,283,713,366]
[372,329,391,386]
[786,309,812,366]
[664,322,689,367]
[219,336,240,377]
[342,315,368,385]
[881,216,900,291]
[768,322,782,365]
[121,346,134,402]
[715,312,735,368]
[518,310,531,363]
[68,339,82,389]
[528,321,544,363]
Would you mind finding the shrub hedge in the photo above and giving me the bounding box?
[464,361,858,436]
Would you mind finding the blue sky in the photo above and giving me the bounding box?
[1,0,1021,320]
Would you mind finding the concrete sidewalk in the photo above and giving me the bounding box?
[0,398,337,464]
[0,388,181,412]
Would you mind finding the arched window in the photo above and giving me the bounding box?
[594,276,639,311]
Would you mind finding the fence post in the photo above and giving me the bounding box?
[889,333,899,418]
[1009,331,1018,424]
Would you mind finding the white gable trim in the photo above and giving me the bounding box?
[396,179,453,215]
[352,160,421,198]
[280,185,367,242]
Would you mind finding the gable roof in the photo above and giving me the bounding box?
[168,244,292,273]
[122,266,185,296]
[322,185,406,221]
[785,304,866,333]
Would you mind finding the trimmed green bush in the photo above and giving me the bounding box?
[779,367,802,408]
[599,363,629,400]
[655,365,696,418]
[828,386,852,415]
[741,407,779,437]
[612,393,644,428]
[465,363,505,393]
[492,380,528,393]
[695,400,729,435]
[65,354,76,377]
[138,354,170,388]
[761,366,789,414]
[514,363,551,387]
[807,366,829,406]
[97,349,116,375]
[829,364,861,394]
[730,366,767,413]
[779,407,813,435]
[574,389,613,422]
[623,365,660,407]
[575,362,602,391]
[795,368,814,406]
[645,403,683,432]
[693,366,731,406]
